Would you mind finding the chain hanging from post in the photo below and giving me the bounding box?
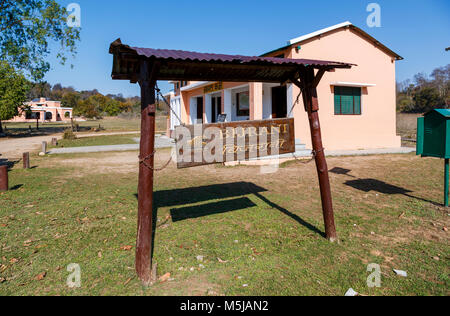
[139,151,173,172]
[292,147,325,164]
[287,89,303,118]
[287,80,321,161]
[137,82,181,172]
[155,83,184,126]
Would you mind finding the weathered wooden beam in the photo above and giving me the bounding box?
[23,152,30,169]
[296,67,338,242]
[312,68,326,88]
[0,165,8,191]
[135,59,159,286]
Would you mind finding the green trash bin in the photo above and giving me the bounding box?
[416,109,450,206]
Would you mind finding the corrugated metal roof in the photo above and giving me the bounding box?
[129,46,353,68]
[109,39,354,83]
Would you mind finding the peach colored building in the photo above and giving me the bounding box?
[168,22,403,151]
[8,97,73,123]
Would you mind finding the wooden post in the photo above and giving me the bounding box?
[445,159,449,207]
[296,67,337,242]
[42,141,47,154]
[136,59,158,285]
[0,165,8,191]
[51,138,58,146]
[23,153,30,169]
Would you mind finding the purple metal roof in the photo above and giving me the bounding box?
[129,46,353,68]
[110,39,353,68]
[109,39,354,83]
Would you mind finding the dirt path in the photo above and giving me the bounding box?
[0,131,139,159]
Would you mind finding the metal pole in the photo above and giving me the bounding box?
[23,152,30,169]
[0,165,8,191]
[136,60,157,285]
[445,159,449,207]
[299,67,337,242]
[42,141,47,154]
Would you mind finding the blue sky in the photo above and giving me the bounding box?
[44,0,450,97]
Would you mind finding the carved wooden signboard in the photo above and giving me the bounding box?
[175,118,295,168]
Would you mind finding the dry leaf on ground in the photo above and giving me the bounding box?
[159,273,171,283]
[35,272,46,281]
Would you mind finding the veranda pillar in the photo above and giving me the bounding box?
[136,60,158,285]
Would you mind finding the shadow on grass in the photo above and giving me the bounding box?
[344,178,441,206]
[253,192,326,238]
[170,197,256,222]
[333,167,442,207]
[135,181,325,262]
[9,184,23,191]
[344,178,412,195]
[329,167,356,178]
[0,158,21,170]
[2,125,93,138]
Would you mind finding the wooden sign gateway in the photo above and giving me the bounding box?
[175,118,295,168]
[110,39,353,285]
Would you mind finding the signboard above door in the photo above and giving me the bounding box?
[204,82,223,94]
[175,118,295,168]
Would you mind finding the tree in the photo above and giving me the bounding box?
[431,65,450,100]
[413,86,445,113]
[74,99,100,119]
[0,61,29,133]
[61,91,80,108]
[414,72,429,87]
[0,0,80,81]
[397,64,450,113]
[27,81,52,100]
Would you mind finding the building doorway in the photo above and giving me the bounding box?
[211,96,221,123]
[271,86,287,118]
[196,96,204,123]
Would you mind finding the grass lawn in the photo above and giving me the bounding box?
[2,116,167,136]
[49,134,140,148]
[0,150,448,296]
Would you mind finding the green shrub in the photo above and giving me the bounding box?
[63,128,77,140]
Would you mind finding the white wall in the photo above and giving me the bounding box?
[189,97,196,124]
[287,83,294,118]
[224,89,232,122]
[204,94,212,124]
[170,96,181,130]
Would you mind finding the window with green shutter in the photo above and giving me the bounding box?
[334,86,361,115]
